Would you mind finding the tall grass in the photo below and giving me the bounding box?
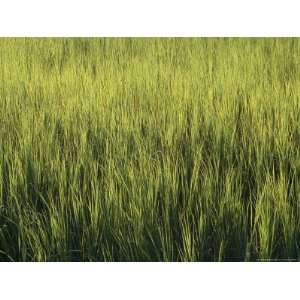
[0,38,300,261]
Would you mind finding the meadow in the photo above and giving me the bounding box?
[0,38,300,261]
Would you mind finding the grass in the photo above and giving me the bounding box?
[0,38,300,261]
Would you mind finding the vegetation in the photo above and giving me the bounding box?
[0,38,300,261]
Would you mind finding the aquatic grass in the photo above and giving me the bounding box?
[0,38,300,261]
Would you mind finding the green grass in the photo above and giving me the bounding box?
[0,38,300,261]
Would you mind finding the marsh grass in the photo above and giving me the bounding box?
[0,38,300,261]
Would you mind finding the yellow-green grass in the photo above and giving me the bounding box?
[0,38,300,261]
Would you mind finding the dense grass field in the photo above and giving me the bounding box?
[0,38,300,261]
